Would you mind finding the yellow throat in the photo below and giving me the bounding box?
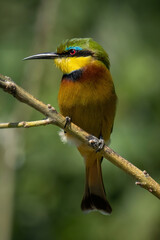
[54,56,93,74]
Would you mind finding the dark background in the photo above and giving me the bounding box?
[0,0,160,239]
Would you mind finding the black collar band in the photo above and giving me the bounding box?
[62,69,82,82]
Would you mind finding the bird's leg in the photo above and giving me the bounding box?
[64,116,71,133]
[97,135,105,152]
[88,135,105,152]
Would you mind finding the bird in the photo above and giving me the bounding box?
[24,38,117,215]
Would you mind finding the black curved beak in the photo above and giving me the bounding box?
[23,52,59,60]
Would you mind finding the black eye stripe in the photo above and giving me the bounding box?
[59,50,93,57]
[75,50,93,57]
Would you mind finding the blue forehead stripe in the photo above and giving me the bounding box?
[65,46,82,51]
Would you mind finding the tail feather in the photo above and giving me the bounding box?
[81,157,112,215]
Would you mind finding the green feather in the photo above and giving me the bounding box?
[57,38,110,69]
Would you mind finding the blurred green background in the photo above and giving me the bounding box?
[0,0,160,239]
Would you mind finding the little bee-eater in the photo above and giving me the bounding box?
[24,38,117,215]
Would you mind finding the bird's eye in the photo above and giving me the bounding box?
[69,49,76,55]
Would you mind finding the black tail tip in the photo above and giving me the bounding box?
[81,194,112,215]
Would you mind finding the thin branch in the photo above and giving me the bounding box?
[0,118,53,129]
[0,73,160,199]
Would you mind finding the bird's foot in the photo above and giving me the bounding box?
[88,136,105,152]
[64,116,71,133]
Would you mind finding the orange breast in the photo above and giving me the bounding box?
[58,62,117,142]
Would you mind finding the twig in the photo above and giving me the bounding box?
[0,118,53,129]
[0,73,160,199]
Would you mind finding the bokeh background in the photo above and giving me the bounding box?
[0,0,160,239]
